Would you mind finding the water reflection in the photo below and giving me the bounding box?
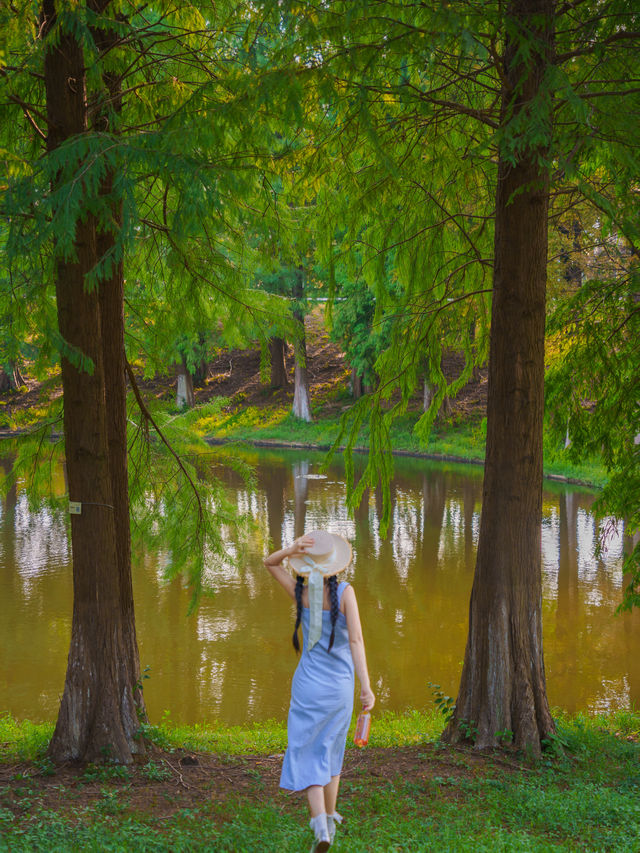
[0,448,637,725]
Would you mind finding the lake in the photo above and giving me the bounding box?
[0,446,638,726]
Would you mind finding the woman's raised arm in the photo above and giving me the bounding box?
[264,535,314,600]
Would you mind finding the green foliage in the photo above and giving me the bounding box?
[140,761,172,783]
[457,719,479,745]
[254,0,640,534]
[195,399,604,485]
[0,715,52,763]
[141,713,288,755]
[428,682,456,725]
[82,763,131,784]
[0,0,301,393]
[547,267,640,609]
[329,270,398,389]
[127,400,256,612]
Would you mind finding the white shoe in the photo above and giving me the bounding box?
[327,812,343,843]
[309,812,331,852]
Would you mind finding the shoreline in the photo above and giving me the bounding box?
[204,435,601,489]
[0,427,603,489]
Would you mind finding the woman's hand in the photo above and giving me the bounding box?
[264,534,315,600]
[360,687,375,712]
[286,534,315,560]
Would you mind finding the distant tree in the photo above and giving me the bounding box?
[254,246,320,421]
[254,263,293,390]
[291,266,313,422]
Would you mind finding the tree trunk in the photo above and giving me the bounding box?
[0,363,26,392]
[193,332,209,385]
[44,0,143,764]
[422,377,432,412]
[438,394,453,420]
[351,367,363,399]
[269,337,289,388]
[91,11,147,736]
[97,209,147,743]
[291,271,312,422]
[442,0,555,755]
[176,357,195,409]
[559,218,583,289]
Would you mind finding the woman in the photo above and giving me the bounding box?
[264,530,375,852]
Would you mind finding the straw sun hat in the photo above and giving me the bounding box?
[287,530,353,577]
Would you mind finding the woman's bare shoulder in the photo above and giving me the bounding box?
[340,582,357,613]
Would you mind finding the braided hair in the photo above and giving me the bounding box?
[327,574,339,652]
[292,574,304,653]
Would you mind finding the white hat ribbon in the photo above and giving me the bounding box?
[302,555,325,650]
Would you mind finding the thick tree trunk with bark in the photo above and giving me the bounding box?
[44,0,144,763]
[443,0,556,756]
[269,337,289,388]
[91,18,147,735]
[97,211,147,741]
[291,272,312,422]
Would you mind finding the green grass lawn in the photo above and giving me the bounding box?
[1,709,638,852]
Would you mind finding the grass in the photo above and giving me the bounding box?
[0,709,446,764]
[193,401,607,488]
[1,710,639,851]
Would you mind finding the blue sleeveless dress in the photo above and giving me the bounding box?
[280,580,355,791]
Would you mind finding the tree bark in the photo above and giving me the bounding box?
[193,333,209,385]
[0,363,26,391]
[176,357,195,409]
[442,0,556,755]
[291,271,313,422]
[438,392,452,420]
[351,366,363,399]
[269,337,289,388]
[91,8,147,737]
[43,0,143,763]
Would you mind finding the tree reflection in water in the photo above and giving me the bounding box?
[0,448,637,724]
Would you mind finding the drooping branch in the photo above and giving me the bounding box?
[125,358,204,527]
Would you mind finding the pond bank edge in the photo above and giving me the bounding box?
[0,429,601,489]
[204,436,601,489]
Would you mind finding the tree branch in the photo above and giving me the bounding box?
[124,359,204,526]
[557,30,640,63]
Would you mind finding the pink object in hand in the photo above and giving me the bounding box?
[354,712,371,747]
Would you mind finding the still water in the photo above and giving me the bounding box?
[0,447,638,726]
